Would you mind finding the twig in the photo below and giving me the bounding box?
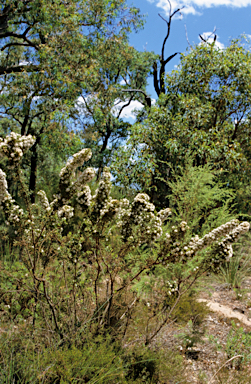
[120,297,138,320]
[208,355,243,384]
[184,24,192,49]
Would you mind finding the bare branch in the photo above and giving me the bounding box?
[159,6,184,61]
[184,24,192,49]
[163,52,180,66]
[208,355,243,384]
[199,27,218,45]
[0,64,39,75]
[117,93,135,118]
[1,42,31,51]
[156,5,184,95]
[121,89,151,108]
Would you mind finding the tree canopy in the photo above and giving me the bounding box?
[112,40,251,213]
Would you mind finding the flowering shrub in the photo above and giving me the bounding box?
[0,132,250,345]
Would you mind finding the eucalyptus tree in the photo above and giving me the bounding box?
[73,39,156,178]
[0,0,145,200]
[112,39,251,213]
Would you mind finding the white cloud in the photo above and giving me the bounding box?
[112,100,144,120]
[113,99,157,121]
[19,60,31,66]
[76,96,156,122]
[199,32,225,49]
[149,0,251,16]
[76,96,144,121]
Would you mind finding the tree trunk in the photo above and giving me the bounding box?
[29,140,38,204]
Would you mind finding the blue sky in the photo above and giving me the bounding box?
[123,0,251,111]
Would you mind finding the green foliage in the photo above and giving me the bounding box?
[1,132,248,351]
[172,292,209,356]
[165,159,235,234]
[0,327,187,384]
[219,254,251,289]
[226,322,251,369]
[0,331,125,383]
[112,39,251,213]
[172,291,209,326]
[74,43,156,176]
[124,347,186,384]
[0,0,147,200]
[218,233,251,288]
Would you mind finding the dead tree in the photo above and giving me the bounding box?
[153,0,184,96]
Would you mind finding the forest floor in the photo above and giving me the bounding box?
[154,276,251,383]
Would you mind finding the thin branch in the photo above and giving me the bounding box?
[208,355,243,384]
[117,93,135,118]
[120,89,151,108]
[120,297,138,320]
[1,42,32,51]
[0,64,39,75]
[159,5,184,61]
[199,27,217,45]
[163,52,180,66]
[0,31,38,49]
[184,24,192,49]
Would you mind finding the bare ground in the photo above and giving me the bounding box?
[154,277,251,383]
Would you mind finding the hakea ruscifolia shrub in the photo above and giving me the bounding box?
[0,132,250,343]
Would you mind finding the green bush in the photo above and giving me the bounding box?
[226,322,251,369]
[0,132,250,383]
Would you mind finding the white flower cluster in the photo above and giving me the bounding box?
[166,280,178,296]
[77,186,92,207]
[180,221,189,231]
[57,205,74,219]
[121,194,152,240]
[222,221,250,243]
[0,169,8,204]
[92,167,112,219]
[120,194,164,243]
[1,193,24,226]
[0,132,35,163]
[74,167,95,191]
[59,148,92,181]
[157,208,172,222]
[147,214,163,241]
[37,190,51,212]
[134,194,155,213]
[222,244,233,261]
[185,219,240,257]
[162,222,190,259]
[58,148,92,204]
[117,199,130,225]
[100,198,121,221]
[216,221,250,261]
[9,204,24,224]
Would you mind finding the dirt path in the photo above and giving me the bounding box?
[197,298,251,326]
